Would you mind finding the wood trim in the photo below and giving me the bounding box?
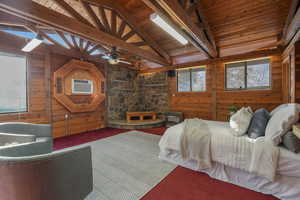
[0,0,169,65]
[45,51,52,124]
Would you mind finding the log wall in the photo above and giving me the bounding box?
[0,33,106,138]
[169,54,283,121]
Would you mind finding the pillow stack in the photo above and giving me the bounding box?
[229,104,300,153]
[265,104,300,145]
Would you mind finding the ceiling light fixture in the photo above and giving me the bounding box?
[150,13,188,45]
[22,34,43,52]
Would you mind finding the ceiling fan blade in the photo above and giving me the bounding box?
[101,55,110,59]
[119,60,132,65]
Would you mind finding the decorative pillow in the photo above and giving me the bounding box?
[270,104,289,116]
[265,104,300,145]
[282,131,300,153]
[230,107,253,136]
[247,108,270,139]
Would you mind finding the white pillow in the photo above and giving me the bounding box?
[270,104,289,116]
[230,107,253,136]
[265,104,300,145]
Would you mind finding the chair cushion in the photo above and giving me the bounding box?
[0,133,36,146]
[247,108,270,139]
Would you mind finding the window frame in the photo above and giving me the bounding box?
[225,58,271,91]
[0,52,28,115]
[176,66,206,93]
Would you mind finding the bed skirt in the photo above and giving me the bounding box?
[159,151,300,200]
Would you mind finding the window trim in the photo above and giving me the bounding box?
[0,52,28,115]
[224,58,271,91]
[176,66,206,93]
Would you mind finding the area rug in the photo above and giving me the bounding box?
[82,131,176,200]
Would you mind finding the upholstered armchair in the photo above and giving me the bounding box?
[0,122,52,157]
[0,146,93,200]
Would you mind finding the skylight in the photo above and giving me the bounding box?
[1,29,50,44]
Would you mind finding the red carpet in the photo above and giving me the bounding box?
[140,166,278,200]
[53,127,278,200]
[53,127,167,150]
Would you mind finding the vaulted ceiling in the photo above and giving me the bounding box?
[0,0,293,69]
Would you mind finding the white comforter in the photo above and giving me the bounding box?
[159,119,285,181]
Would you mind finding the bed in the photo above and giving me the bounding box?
[159,120,300,200]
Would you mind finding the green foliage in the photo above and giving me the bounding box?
[228,105,239,113]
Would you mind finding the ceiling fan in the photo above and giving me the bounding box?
[101,46,132,65]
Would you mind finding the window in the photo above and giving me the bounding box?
[0,53,27,114]
[177,67,206,92]
[225,58,270,90]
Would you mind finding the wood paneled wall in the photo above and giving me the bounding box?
[0,54,49,124]
[169,54,283,121]
[50,54,106,138]
[0,33,106,138]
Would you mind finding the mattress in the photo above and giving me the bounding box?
[159,120,300,178]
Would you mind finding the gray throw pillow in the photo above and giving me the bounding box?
[283,131,300,153]
[247,108,270,139]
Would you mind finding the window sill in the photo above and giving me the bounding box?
[173,91,209,96]
[223,88,272,92]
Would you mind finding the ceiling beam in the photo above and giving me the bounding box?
[194,1,217,52]
[282,0,300,44]
[84,0,171,62]
[154,0,217,58]
[52,0,93,27]
[0,0,169,65]
[141,0,210,58]
[80,1,105,31]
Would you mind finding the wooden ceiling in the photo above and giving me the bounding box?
[116,0,291,58]
[0,0,293,67]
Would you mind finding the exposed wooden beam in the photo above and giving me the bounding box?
[111,11,117,35]
[154,0,217,57]
[285,8,300,44]
[70,35,79,49]
[56,31,74,49]
[98,7,110,33]
[141,0,211,58]
[122,30,135,41]
[87,44,105,54]
[84,0,171,62]
[129,41,147,47]
[0,0,169,65]
[194,1,217,52]
[282,0,300,43]
[84,40,91,52]
[80,1,105,31]
[39,30,67,49]
[52,0,93,27]
[117,20,127,38]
